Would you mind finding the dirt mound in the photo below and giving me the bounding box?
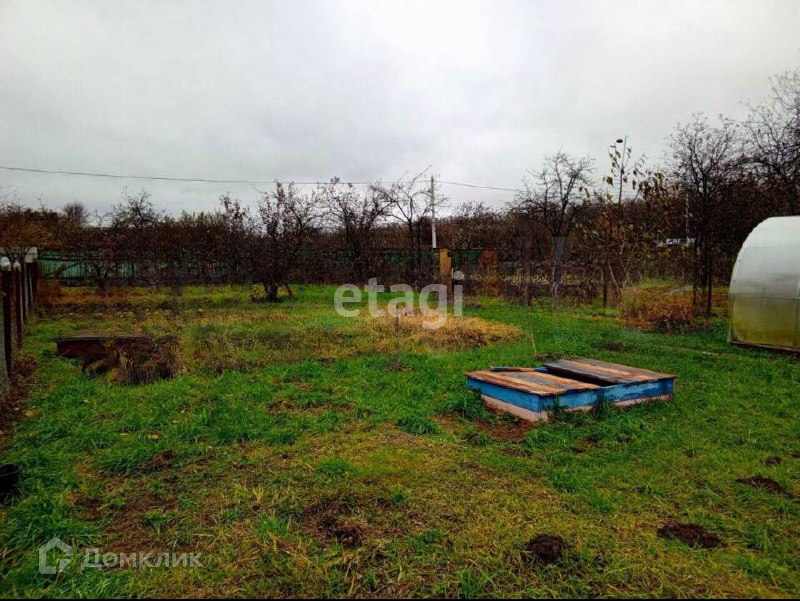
[473,417,531,442]
[657,523,722,549]
[142,450,176,473]
[318,514,364,547]
[522,534,568,565]
[302,494,365,548]
[736,476,790,496]
[71,494,105,521]
[571,434,601,454]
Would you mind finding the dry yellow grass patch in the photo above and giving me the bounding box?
[192,311,290,327]
[368,312,523,351]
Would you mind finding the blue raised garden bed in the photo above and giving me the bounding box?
[466,358,675,422]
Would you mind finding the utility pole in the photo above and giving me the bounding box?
[430,174,437,249]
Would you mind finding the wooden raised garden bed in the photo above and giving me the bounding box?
[466,358,675,423]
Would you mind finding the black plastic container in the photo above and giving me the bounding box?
[0,463,21,504]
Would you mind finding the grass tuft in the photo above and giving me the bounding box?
[396,415,440,435]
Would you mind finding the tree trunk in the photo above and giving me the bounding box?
[705,251,713,319]
[256,281,280,303]
[522,238,532,306]
[551,236,567,307]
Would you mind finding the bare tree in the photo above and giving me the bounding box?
[109,189,163,284]
[218,194,253,283]
[251,183,320,302]
[668,115,739,317]
[743,69,800,214]
[318,178,389,281]
[590,139,667,305]
[372,170,437,285]
[515,152,594,303]
[61,201,90,228]
[0,201,50,264]
[445,202,503,249]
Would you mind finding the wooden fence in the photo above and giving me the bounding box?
[1,252,38,401]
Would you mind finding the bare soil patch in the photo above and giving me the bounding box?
[572,434,601,454]
[474,416,532,442]
[657,523,722,549]
[142,449,177,473]
[437,414,531,443]
[104,488,180,550]
[0,352,37,451]
[736,476,790,496]
[522,534,568,565]
[301,493,368,548]
[71,493,106,521]
[318,514,364,547]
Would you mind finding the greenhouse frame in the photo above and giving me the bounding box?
[728,216,800,352]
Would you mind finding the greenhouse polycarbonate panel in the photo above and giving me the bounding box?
[729,216,800,351]
[732,246,800,299]
[730,297,797,349]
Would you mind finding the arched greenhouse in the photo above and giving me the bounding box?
[729,216,800,352]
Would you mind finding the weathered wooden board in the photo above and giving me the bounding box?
[55,332,153,369]
[467,370,599,397]
[466,358,675,422]
[543,358,673,384]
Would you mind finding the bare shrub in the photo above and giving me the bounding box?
[620,289,705,333]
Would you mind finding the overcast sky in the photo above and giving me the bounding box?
[1,0,799,215]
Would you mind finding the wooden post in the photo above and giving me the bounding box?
[438,247,452,285]
[13,262,23,346]
[31,258,39,301]
[25,251,36,311]
[1,261,11,377]
[20,260,29,322]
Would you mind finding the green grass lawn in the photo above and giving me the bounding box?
[0,285,798,598]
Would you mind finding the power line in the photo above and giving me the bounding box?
[0,164,520,193]
[0,165,281,186]
[439,180,519,193]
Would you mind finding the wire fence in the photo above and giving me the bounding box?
[37,248,491,286]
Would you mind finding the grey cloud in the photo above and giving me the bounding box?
[1,0,798,215]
